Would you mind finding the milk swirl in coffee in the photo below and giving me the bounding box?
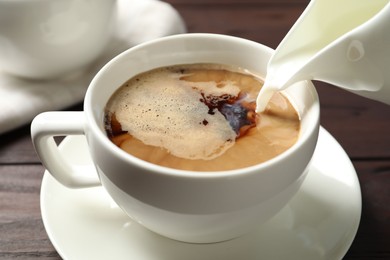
[104,63,300,171]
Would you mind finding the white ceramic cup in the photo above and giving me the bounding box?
[0,0,116,80]
[31,34,320,243]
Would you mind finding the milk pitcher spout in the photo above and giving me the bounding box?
[261,0,390,108]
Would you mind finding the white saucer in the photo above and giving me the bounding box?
[40,127,361,260]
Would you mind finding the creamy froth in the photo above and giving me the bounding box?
[105,65,248,160]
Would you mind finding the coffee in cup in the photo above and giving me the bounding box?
[31,34,320,243]
[104,63,300,171]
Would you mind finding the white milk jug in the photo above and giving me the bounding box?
[256,0,390,112]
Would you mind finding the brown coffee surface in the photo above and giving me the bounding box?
[104,64,300,171]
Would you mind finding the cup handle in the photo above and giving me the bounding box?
[31,111,101,188]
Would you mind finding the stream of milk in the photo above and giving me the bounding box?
[256,0,389,112]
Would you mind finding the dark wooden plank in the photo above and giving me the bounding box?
[344,160,390,259]
[168,0,310,5]
[0,126,38,164]
[174,4,305,49]
[317,82,390,159]
[0,165,60,259]
[0,103,83,164]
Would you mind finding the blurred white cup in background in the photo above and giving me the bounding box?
[0,0,117,80]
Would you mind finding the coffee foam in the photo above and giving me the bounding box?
[106,67,240,160]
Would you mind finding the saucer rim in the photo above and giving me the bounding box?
[40,126,362,260]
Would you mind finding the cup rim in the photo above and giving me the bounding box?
[84,33,320,179]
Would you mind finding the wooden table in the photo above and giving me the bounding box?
[1,0,389,259]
